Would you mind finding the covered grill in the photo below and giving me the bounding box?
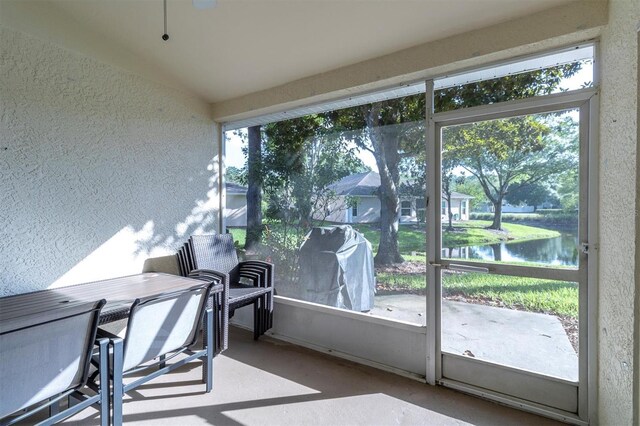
[298,225,375,312]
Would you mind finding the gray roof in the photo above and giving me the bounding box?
[327,171,380,196]
[449,191,474,199]
[226,182,247,194]
[328,172,473,199]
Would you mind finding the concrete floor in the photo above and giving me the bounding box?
[370,294,578,381]
[61,327,562,426]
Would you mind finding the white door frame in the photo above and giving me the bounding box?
[425,85,599,424]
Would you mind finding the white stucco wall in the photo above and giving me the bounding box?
[598,0,639,424]
[353,197,381,223]
[0,26,219,296]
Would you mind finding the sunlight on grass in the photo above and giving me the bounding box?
[442,272,578,318]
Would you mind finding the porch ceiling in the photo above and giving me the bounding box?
[41,0,572,103]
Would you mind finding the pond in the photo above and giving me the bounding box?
[442,230,579,267]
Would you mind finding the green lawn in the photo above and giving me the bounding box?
[229,220,571,318]
[228,227,247,247]
[353,220,559,255]
[376,271,578,319]
[230,220,560,257]
[442,272,578,318]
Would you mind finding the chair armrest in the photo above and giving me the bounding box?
[189,268,228,285]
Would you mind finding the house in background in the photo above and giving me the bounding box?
[441,192,473,220]
[224,182,248,227]
[317,171,473,224]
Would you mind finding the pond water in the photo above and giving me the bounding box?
[442,230,579,267]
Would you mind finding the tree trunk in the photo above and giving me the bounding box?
[490,199,503,230]
[245,125,263,251]
[365,106,404,265]
[375,184,404,265]
[446,196,454,231]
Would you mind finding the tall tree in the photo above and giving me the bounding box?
[262,116,366,226]
[444,114,576,229]
[436,63,583,229]
[245,125,263,251]
[326,96,425,265]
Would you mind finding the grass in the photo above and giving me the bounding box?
[229,220,571,318]
[228,227,247,247]
[353,220,559,253]
[442,272,578,319]
[375,271,578,319]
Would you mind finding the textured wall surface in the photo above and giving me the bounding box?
[598,0,639,424]
[0,26,218,295]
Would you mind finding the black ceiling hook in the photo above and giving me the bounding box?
[162,0,169,41]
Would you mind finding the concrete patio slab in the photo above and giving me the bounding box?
[370,295,578,382]
[58,327,562,425]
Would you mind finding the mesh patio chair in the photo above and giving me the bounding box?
[99,281,214,426]
[186,233,274,341]
[0,300,109,426]
[143,254,226,356]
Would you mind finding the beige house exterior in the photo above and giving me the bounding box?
[224,183,248,227]
[318,172,472,224]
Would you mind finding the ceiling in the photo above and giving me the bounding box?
[47,0,573,104]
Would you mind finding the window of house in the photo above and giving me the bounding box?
[352,203,358,217]
[461,201,467,215]
[401,200,411,216]
[441,200,447,215]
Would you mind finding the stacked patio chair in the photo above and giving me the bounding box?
[99,281,215,426]
[177,233,274,341]
[0,300,109,426]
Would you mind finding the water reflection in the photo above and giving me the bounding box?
[443,233,579,267]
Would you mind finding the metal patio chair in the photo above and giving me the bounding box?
[100,281,214,426]
[0,300,109,426]
[185,233,274,340]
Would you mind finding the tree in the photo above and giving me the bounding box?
[441,157,465,230]
[262,115,366,227]
[226,166,245,185]
[256,116,366,287]
[505,182,556,211]
[434,63,583,112]
[245,125,263,251]
[444,114,577,229]
[453,177,488,211]
[436,63,583,229]
[326,96,425,265]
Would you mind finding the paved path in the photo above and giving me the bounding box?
[370,294,578,381]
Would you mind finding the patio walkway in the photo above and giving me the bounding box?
[370,295,578,381]
[59,328,561,425]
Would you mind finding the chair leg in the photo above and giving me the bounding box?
[253,300,260,340]
[111,338,124,426]
[48,397,60,417]
[202,308,214,392]
[159,354,166,369]
[98,339,110,426]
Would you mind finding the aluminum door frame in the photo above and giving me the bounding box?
[425,86,599,425]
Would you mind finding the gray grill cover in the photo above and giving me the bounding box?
[298,225,375,311]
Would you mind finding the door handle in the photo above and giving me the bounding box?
[447,264,490,274]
